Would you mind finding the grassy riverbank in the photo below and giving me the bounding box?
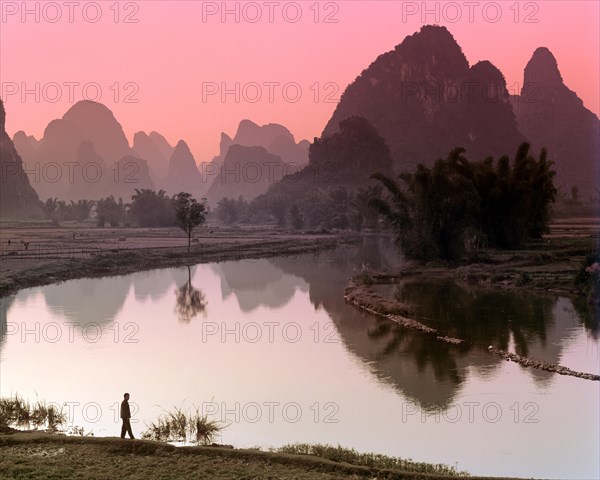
[1,221,596,299]
[343,232,599,380]
[0,225,359,298]
[393,235,597,296]
[0,433,529,480]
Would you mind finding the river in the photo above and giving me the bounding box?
[1,236,598,478]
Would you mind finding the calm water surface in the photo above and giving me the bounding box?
[1,236,598,479]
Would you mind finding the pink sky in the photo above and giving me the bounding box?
[1,1,599,163]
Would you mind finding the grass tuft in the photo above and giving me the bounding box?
[274,443,470,476]
[142,406,227,445]
[0,395,67,432]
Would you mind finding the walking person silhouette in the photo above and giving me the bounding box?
[120,392,135,439]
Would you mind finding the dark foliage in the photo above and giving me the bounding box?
[369,143,556,262]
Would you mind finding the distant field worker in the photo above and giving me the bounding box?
[120,392,135,439]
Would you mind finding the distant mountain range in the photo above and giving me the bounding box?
[13,101,154,201]
[11,104,308,204]
[205,144,290,205]
[322,25,598,196]
[209,119,309,167]
[4,25,599,216]
[204,119,310,205]
[132,131,174,181]
[162,140,204,198]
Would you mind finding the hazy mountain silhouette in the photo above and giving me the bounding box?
[11,101,174,202]
[63,141,155,201]
[323,25,525,171]
[264,116,394,198]
[12,131,38,162]
[217,132,233,161]
[19,116,86,199]
[110,154,156,199]
[163,140,203,197]
[132,131,172,182]
[309,116,393,183]
[236,119,292,145]
[0,99,41,218]
[149,131,175,163]
[210,119,309,168]
[15,101,138,200]
[205,144,289,205]
[268,134,310,168]
[67,140,107,200]
[12,108,308,204]
[511,47,600,196]
[61,101,132,163]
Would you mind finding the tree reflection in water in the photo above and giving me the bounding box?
[175,265,207,323]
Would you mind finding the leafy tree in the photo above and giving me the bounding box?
[216,196,248,225]
[309,116,393,185]
[129,189,175,227]
[174,192,206,252]
[266,192,288,227]
[370,147,479,261]
[42,198,58,220]
[67,200,94,222]
[246,117,393,228]
[570,186,581,206]
[216,197,235,225]
[369,143,556,261]
[96,196,126,227]
[248,190,292,227]
[524,147,556,239]
[349,185,383,231]
[289,204,304,230]
[472,144,556,248]
[296,190,330,228]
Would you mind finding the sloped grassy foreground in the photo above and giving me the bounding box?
[2,395,468,476]
[1,395,521,479]
[0,433,531,480]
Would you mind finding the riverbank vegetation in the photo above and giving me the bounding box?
[369,143,557,262]
[275,443,469,476]
[142,407,226,445]
[0,390,481,479]
[0,395,67,434]
[1,395,470,477]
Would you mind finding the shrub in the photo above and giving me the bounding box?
[515,272,532,286]
[142,405,227,445]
